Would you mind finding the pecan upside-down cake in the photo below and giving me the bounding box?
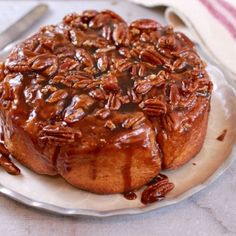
[0,10,212,196]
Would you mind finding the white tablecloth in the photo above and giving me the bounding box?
[0,1,235,236]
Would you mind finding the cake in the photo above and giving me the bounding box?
[0,10,212,194]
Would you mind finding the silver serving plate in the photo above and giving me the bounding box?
[0,45,235,216]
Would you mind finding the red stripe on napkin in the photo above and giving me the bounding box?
[199,0,236,39]
[216,0,236,20]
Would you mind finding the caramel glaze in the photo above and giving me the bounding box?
[216,129,227,141]
[0,10,212,195]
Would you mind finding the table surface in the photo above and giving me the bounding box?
[0,1,235,236]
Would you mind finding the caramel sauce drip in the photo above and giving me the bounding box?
[216,129,227,141]
[123,191,137,200]
[122,149,133,192]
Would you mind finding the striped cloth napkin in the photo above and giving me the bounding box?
[129,0,236,80]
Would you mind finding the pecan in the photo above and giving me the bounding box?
[169,84,180,106]
[106,93,121,110]
[89,88,107,100]
[141,98,167,116]
[178,94,197,109]
[101,74,119,91]
[140,32,151,42]
[0,143,10,156]
[131,64,138,76]
[75,48,94,67]
[76,70,94,79]
[95,108,110,119]
[46,89,68,103]
[83,37,108,48]
[1,82,13,100]
[130,19,160,30]
[115,59,132,72]
[64,94,94,122]
[89,13,111,29]
[102,25,112,41]
[86,80,101,90]
[81,10,98,22]
[0,154,20,175]
[6,62,30,73]
[135,80,153,94]
[127,88,141,103]
[41,85,57,94]
[58,78,73,87]
[197,79,213,95]
[53,43,75,58]
[63,13,80,25]
[97,55,108,72]
[29,54,58,76]
[137,63,147,77]
[69,29,85,47]
[140,49,163,65]
[122,113,146,129]
[72,94,94,108]
[130,47,141,58]
[104,120,116,130]
[164,25,174,35]
[36,74,47,84]
[113,23,129,46]
[73,79,93,89]
[118,47,131,58]
[162,112,180,131]
[141,179,175,204]
[39,124,81,144]
[96,45,116,53]
[135,76,165,95]
[115,128,147,146]
[0,62,5,81]
[158,35,177,50]
[64,107,85,123]
[59,58,79,73]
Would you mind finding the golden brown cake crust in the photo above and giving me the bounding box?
[0,10,212,194]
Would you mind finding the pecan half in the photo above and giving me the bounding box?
[140,49,163,65]
[64,107,85,123]
[113,23,129,46]
[141,179,175,204]
[162,112,180,131]
[89,88,107,100]
[39,124,81,144]
[130,19,160,30]
[169,84,180,106]
[89,13,111,29]
[29,54,58,76]
[97,55,109,72]
[101,74,119,91]
[46,89,68,103]
[141,98,167,116]
[75,48,94,67]
[122,113,146,129]
[105,93,122,110]
[95,108,110,119]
